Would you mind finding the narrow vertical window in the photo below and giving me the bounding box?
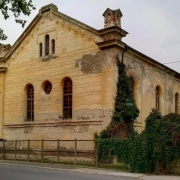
[175,93,179,114]
[63,78,72,119]
[155,86,160,111]
[45,34,49,55]
[27,84,34,121]
[39,43,42,57]
[52,39,55,54]
[130,77,135,98]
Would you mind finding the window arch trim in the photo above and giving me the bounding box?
[26,84,34,121]
[45,34,50,56]
[63,77,73,119]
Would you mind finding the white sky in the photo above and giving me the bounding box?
[0,0,180,72]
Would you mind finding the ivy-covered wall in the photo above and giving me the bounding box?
[97,109,180,174]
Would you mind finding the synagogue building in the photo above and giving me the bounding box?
[0,4,179,141]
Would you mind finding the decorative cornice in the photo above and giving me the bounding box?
[0,67,7,73]
[3,120,103,128]
[97,26,128,49]
[96,39,125,49]
[98,26,128,37]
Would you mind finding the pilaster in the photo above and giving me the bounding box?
[0,67,7,138]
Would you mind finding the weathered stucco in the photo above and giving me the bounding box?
[75,51,106,74]
[123,51,180,131]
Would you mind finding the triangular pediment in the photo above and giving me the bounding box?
[4,4,100,61]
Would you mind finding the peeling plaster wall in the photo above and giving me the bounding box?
[75,51,106,74]
[124,52,180,131]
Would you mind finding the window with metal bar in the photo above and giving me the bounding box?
[63,78,72,119]
[27,84,34,121]
[175,92,179,114]
[43,81,52,95]
[52,39,55,54]
[39,43,42,57]
[155,86,160,111]
[45,34,49,55]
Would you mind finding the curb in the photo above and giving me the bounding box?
[0,160,144,179]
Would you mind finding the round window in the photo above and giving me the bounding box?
[43,81,52,94]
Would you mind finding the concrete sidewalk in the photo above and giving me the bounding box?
[0,160,179,180]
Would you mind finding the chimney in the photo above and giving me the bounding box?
[103,8,123,28]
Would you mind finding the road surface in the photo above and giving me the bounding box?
[0,163,135,180]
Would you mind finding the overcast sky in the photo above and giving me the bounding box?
[1,0,180,72]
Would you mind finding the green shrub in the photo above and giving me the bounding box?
[97,109,180,174]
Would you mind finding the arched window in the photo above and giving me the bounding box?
[63,78,72,119]
[39,43,42,57]
[27,84,34,121]
[155,86,160,111]
[130,77,135,98]
[45,34,49,55]
[175,92,179,114]
[52,39,55,54]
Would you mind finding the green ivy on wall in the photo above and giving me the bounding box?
[97,109,180,174]
[98,57,139,138]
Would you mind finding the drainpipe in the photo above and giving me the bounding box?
[122,44,128,62]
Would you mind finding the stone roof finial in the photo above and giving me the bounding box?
[103,8,123,28]
[0,43,11,57]
[39,4,58,14]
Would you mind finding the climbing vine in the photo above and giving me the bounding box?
[99,57,139,138]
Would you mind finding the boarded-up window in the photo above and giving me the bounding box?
[63,78,72,119]
[39,43,42,57]
[45,35,49,55]
[175,92,179,114]
[27,84,34,121]
[52,39,55,54]
[156,86,160,111]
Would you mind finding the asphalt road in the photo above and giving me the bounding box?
[0,164,135,180]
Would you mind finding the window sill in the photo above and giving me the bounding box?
[40,54,57,61]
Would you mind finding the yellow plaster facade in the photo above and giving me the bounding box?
[0,4,180,141]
